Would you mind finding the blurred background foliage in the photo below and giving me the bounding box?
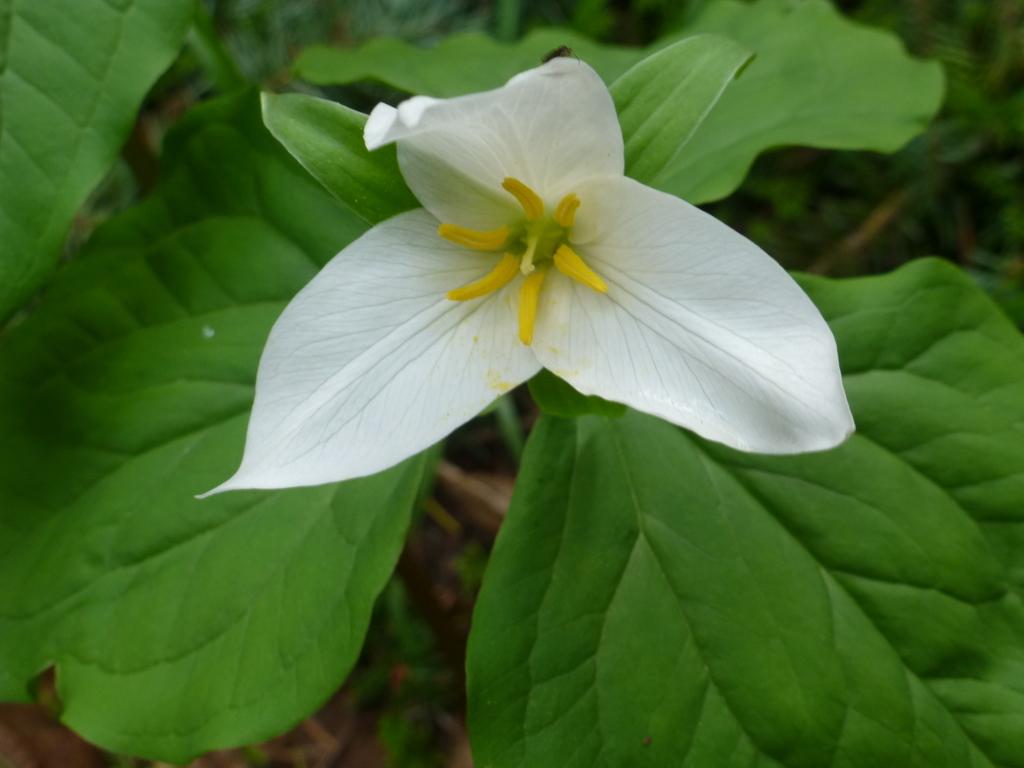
[46,1,1021,766]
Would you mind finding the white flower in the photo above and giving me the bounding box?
[206,58,853,494]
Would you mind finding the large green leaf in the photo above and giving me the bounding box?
[664,0,945,203]
[261,92,417,223]
[0,0,196,320]
[292,28,641,97]
[468,259,1024,767]
[289,0,942,206]
[609,34,752,185]
[527,370,626,420]
[0,91,429,762]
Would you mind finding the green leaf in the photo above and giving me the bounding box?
[468,259,1024,767]
[261,92,417,224]
[667,0,945,203]
[292,28,643,97]
[0,0,196,320]
[610,34,752,185]
[528,370,626,419]
[0,91,428,762]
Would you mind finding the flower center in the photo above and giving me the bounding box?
[437,176,607,345]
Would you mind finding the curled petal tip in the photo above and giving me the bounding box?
[364,103,397,150]
[365,97,440,150]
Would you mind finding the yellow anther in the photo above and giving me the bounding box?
[553,245,608,294]
[553,193,580,228]
[518,267,547,345]
[502,177,544,221]
[438,223,510,251]
[447,253,520,301]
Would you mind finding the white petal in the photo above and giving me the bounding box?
[207,209,540,493]
[364,58,624,229]
[534,176,854,454]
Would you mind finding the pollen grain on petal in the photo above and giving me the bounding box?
[553,244,608,294]
[554,193,580,228]
[502,177,544,221]
[447,253,520,301]
[518,267,548,345]
[437,223,510,251]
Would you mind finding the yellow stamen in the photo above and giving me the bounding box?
[438,223,510,251]
[502,177,544,221]
[553,193,580,227]
[553,245,608,293]
[518,267,547,345]
[447,253,520,301]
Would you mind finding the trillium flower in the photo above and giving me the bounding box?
[207,58,853,494]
